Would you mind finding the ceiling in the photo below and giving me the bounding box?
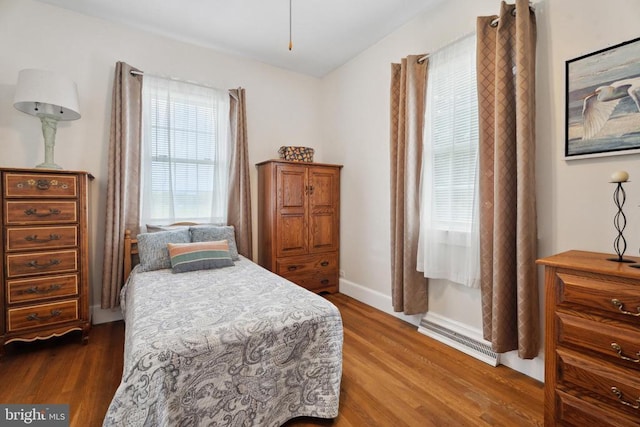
[34,0,443,77]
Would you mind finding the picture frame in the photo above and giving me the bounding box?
[565,36,640,159]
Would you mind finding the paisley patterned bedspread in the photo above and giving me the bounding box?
[103,258,343,426]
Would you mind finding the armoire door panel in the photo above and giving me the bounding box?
[310,212,337,253]
[309,170,336,208]
[279,167,306,210]
[277,214,308,256]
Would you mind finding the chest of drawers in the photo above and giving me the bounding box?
[0,168,91,355]
[538,251,640,426]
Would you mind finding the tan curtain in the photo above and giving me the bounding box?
[476,0,538,359]
[101,62,143,309]
[227,88,253,259]
[390,55,428,315]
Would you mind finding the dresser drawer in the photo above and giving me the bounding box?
[558,349,640,421]
[6,249,78,278]
[556,272,640,318]
[276,253,338,276]
[557,312,640,367]
[6,226,78,251]
[5,201,77,225]
[7,299,79,332]
[7,274,78,304]
[556,390,639,427]
[4,173,77,198]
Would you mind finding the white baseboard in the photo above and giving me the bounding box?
[92,305,123,324]
[338,278,423,326]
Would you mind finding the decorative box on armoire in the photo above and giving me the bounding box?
[537,251,640,426]
[0,168,91,355]
[257,160,342,293]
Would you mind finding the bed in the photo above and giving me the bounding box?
[103,226,343,426]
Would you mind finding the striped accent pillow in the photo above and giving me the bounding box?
[167,240,234,273]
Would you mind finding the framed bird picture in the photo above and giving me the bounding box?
[565,36,640,159]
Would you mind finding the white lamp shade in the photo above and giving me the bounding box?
[14,69,81,121]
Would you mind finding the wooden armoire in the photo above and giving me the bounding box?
[256,160,342,293]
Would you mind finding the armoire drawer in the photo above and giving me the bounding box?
[283,271,339,292]
[6,249,78,278]
[276,253,338,276]
[7,299,79,332]
[6,226,78,251]
[5,201,78,224]
[7,274,79,304]
[4,173,77,198]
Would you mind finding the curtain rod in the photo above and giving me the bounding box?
[417,31,475,64]
[129,69,229,92]
[418,3,535,63]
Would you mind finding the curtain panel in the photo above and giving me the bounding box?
[228,88,253,259]
[101,61,143,309]
[476,0,538,359]
[390,55,429,315]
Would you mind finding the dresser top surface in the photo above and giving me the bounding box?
[537,250,640,280]
[0,167,91,175]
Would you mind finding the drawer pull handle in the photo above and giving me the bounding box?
[611,299,640,317]
[18,284,62,295]
[36,180,52,190]
[24,208,61,217]
[321,279,329,285]
[25,234,61,243]
[320,261,329,267]
[26,309,62,322]
[611,343,640,363]
[27,259,61,269]
[611,387,640,410]
[288,266,298,271]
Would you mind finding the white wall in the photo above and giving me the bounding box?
[321,0,640,381]
[0,0,325,322]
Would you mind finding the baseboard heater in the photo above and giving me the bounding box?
[418,313,499,366]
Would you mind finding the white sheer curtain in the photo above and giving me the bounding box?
[140,75,230,226]
[417,34,480,288]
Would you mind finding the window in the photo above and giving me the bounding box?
[140,76,230,226]
[417,33,480,288]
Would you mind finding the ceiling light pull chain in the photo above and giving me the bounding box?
[288,0,293,51]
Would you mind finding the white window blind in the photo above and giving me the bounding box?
[140,76,230,227]
[417,33,480,288]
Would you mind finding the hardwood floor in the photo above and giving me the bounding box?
[0,293,543,426]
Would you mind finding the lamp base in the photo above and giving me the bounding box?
[35,161,62,170]
[37,115,63,170]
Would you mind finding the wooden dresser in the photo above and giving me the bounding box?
[0,168,91,355]
[257,160,341,293]
[538,251,640,426]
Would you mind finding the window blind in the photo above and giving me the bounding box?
[417,33,480,288]
[140,76,230,226]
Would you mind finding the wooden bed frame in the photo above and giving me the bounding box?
[123,229,138,282]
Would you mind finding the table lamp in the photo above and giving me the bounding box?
[13,69,81,169]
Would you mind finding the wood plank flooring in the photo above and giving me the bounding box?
[0,293,543,426]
